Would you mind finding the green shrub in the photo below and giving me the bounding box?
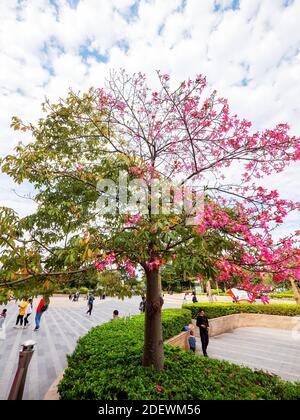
[70,287,77,294]
[269,291,294,300]
[58,308,300,400]
[191,289,228,296]
[79,287,88,295]
[62,288,70,295]
[211,288,225,295]
[182,302,300,319]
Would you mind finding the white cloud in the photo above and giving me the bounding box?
[0,0,300,238]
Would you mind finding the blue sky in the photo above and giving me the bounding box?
[0,0,300,238]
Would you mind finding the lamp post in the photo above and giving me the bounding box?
[8,340,36,400]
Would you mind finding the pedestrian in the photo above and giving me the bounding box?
[112,310,119,320]
[0,308,7,329]
[86,293,95,316]
[0,308,7,340]
[139,296,146,313]
[188,330,196,353]
[34,297,49,331]
[196,308,209,357]
[192,293,198,303]
[14,297,29,329]
[68,294,72,300]
[183,293,188,303]
[23,298,33,328]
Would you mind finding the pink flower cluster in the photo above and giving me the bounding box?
[146,257,162,270]
[124,213,142,227]
[125,260,135,278]
[117,259,136,278]
[95,253,116,271]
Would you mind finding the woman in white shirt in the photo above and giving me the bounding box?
[23,298,33,328]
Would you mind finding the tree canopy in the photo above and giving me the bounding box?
[1,70,300,368]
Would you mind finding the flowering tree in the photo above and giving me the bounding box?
[1,71,300,370]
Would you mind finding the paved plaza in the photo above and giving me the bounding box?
[0,294,299,400]
[201,327,300,382]
[0,295,181,400]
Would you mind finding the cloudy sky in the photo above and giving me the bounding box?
[0,0,300,237]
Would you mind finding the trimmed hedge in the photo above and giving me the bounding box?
[58,308,300,400]
[182,302,300,319]
[269,291,294,300]
[62,288,71,294]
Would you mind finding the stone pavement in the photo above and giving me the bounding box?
[196,326,300,382]
[0,295,181,400]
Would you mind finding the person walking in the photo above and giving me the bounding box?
[196,308,210,357]
[139,296,146,313]
[0,309,7,329]
[0,308,7,340]
[14,297,29,329]
[34,297,49,331]
[23,298,33,328]
[86,293,95,316]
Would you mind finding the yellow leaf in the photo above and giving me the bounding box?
[22,267,29,276]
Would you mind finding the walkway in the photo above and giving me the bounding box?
[198,327,300,382]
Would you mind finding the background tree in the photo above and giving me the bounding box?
[1,71,300,370]
[97,270,145,298]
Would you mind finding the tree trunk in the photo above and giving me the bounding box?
[290,277,300,305]
[143,267,164,370]
[206,279,214,303]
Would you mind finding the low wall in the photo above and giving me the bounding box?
[165,331,190,351]
[192,313,300,337]
[44,313,300,400]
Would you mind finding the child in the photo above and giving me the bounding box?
[112,310,119,320]
[188,330,196,352]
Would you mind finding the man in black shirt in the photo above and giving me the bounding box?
[196,309,209,357]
